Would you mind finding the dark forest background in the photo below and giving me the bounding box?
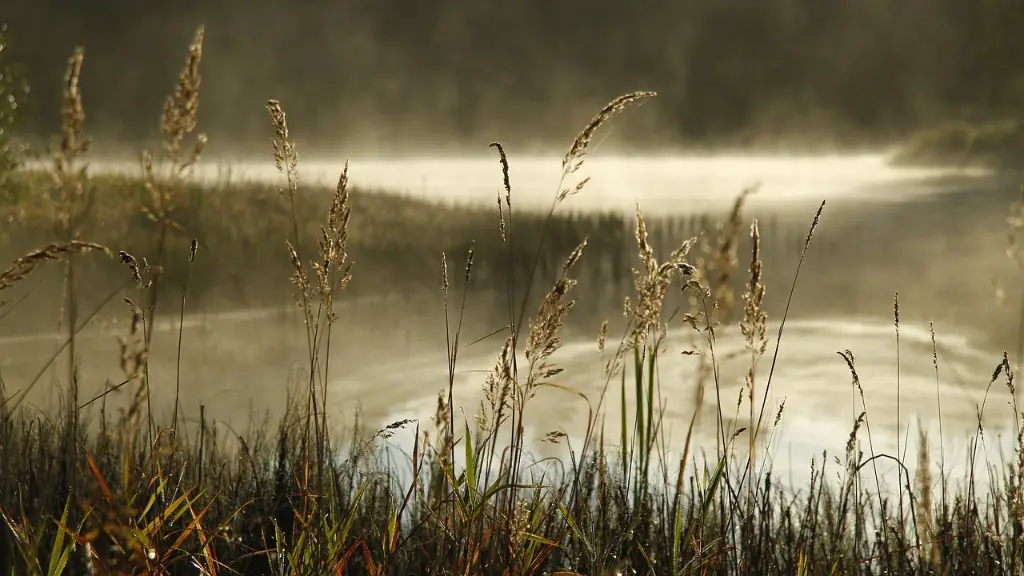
[3,0,1024,156]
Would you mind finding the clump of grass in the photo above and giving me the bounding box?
[264,96,354,507]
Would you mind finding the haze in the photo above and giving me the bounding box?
[4,0,1021,157]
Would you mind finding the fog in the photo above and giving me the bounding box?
[83,153,990,213]
[4,0,1024,155]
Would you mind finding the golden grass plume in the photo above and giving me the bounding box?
[0,241,108,292]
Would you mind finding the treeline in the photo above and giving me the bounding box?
[2,0,1024,154]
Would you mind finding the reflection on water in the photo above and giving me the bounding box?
[370,316,1013,493]
[3,305,1011,494]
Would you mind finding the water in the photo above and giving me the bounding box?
[368,317,1013,495]
[9,153,1018,493]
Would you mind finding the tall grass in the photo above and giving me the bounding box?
[1,26,1023,576]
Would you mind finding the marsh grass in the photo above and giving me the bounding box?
[1,28,1024,576]
[0,171,784,314]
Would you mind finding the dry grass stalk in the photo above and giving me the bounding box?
[561,91,656,179]
[523,238,588,401]
[501,92,659,366]
[481,336,515,434]
[50,47,92,398]
[51,47,89,231]
[161,27,205,163]
[113,250,152,444]
[838,350,866,407]
[630,206,697,340]
[598,320,609,354]
[708,185,758,326]
[500,93,661,451]
[314,164,354,316]
[432,388,453,468]
[0,241,107,292]
[117,250,151,288]
[286,240,312,315]
[136,27,208,442]
[489,142,511,245]
[265,99,316,328]
[141,26,206,234]
[555,91,655,203]
[741,219,767,490]
[267,99,299,203]
[845,411,867,473]
[741,220,767,356]
[265,98,320,435]
[440,252,450,298]
[118,297,148,389]
[264,97,355,487]
[679,190,756,434]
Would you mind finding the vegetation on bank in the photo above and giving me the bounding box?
[2,24,1024,576]
[890,118,1024,169]
[0,168,636,311]
[7,1,1024,154]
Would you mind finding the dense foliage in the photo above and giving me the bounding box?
[3,1,1024,151]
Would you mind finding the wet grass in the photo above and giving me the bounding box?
[2,26,1024,576]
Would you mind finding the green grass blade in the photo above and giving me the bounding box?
[464,418,476,507]
[45,498,73,576]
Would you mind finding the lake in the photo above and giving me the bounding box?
[7,152,1018,494]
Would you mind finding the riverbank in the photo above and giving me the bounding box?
[890,117,1024,170]
[0,168,645,333]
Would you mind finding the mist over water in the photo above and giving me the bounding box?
[82,152,991,214]
[8,153,1016,494]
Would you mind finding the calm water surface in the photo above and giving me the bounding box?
[9,153,1015,492]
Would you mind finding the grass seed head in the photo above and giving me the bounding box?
[524,239,588,398]
[0,241,108,292]
[563,91,657,172]
[161,26,205,159]
[266,99,299,201]
[741,219,767,357]
[57,47,87,167]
